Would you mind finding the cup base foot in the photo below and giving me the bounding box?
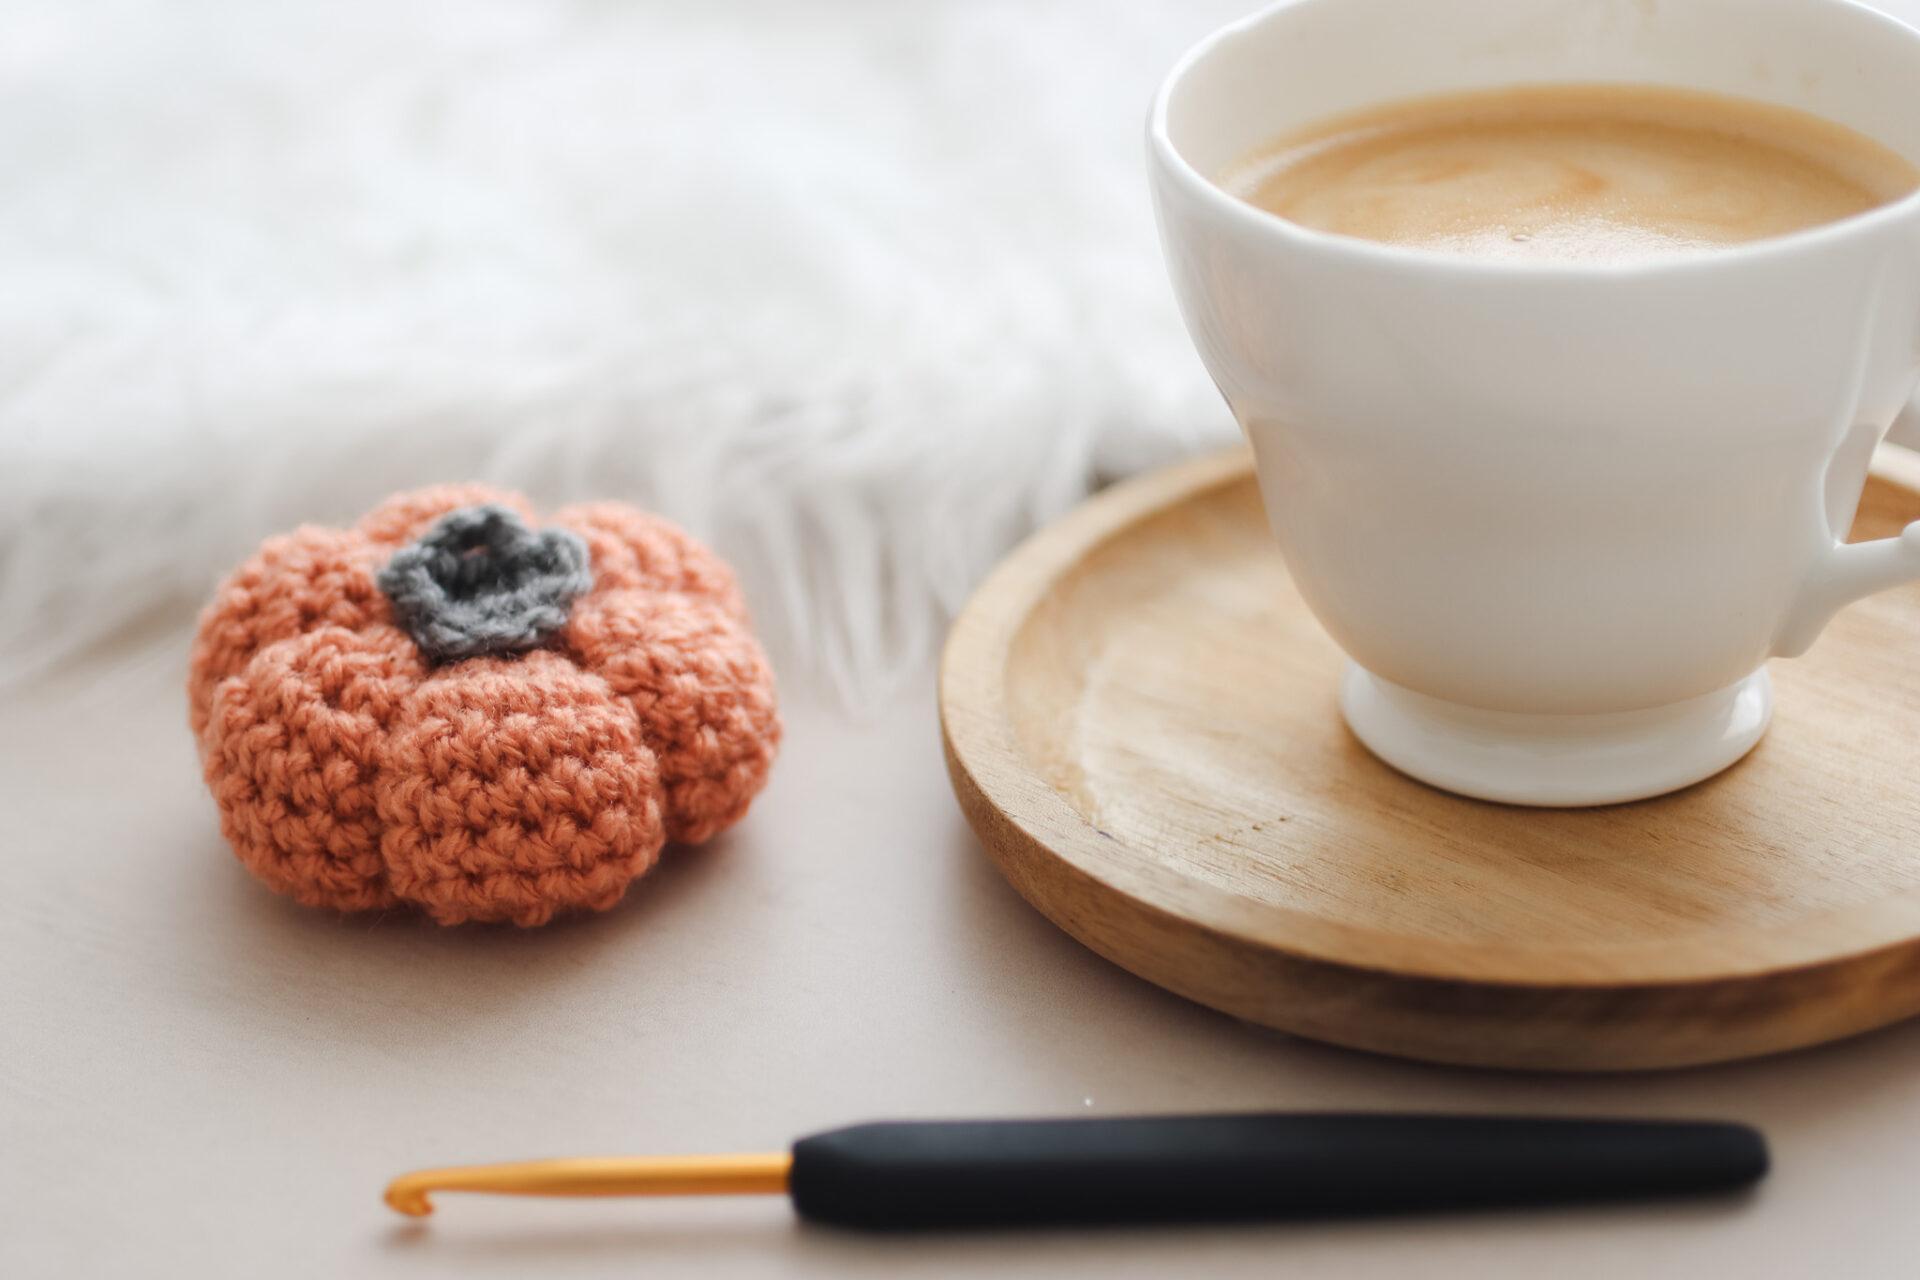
[1339,665,1773,807]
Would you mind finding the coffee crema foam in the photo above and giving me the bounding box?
[1222,84,1920,263]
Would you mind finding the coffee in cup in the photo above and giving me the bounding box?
[1220,83,1920,263]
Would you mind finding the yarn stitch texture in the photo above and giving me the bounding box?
[188,484,780,926]
[377,503,593,662]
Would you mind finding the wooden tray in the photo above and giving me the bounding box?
[940,445,1920,1071]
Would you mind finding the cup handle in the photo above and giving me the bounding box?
[1774,387,1920,657]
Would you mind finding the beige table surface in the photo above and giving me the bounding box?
[5,617,1920,1278]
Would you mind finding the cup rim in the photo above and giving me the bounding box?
[1147,0,1920,279]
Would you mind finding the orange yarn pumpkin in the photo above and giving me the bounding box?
[188,485,779,926]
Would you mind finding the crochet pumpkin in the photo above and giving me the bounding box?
[188,485,779,926]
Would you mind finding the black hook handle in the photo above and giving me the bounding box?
[789,1112,1767,1230]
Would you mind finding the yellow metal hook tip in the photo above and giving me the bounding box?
[383,1152,792,1218]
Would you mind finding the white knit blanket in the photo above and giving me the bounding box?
[0,0,1243,699]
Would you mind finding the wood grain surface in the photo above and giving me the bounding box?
[940,445,1920,1070]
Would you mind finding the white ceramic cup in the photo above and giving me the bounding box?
[1148,0,1920,806]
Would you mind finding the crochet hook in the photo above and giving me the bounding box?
[385,1112,1766,1229]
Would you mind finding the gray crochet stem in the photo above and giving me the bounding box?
[377,504,594,663]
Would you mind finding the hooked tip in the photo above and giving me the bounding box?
[384,1180,435,1217]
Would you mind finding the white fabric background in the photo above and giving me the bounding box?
[8,0,1920,701]
[0,0,1245,700]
